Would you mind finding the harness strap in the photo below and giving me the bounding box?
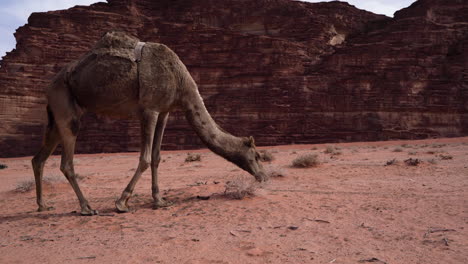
[134,41,146,62]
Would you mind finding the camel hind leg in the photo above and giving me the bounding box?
[32,106,60,211]
[46,80,97,215]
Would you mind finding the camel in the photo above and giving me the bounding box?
[31,31,266,215]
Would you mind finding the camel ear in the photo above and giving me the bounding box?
[244,136,255,147]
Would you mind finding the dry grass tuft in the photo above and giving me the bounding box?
[15,180,34,193]
[224,178,258,200]
[324,145,342,155]
[292,154,320,168]
[385,158,398,166]
[438,154,453,160]
[265,165,286,178]
[14,174,65,193]
[259,150,274,162]
[185,153,201,162]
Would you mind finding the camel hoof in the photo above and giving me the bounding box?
[81,209,99,216]
[37,206,54,212]
[152,199,173,210]
[115,201,130,213]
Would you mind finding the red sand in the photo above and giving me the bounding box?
[1,137,467,263]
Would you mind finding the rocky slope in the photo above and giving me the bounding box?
[0,0,466,157]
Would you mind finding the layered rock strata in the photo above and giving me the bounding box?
[0,0,466,157]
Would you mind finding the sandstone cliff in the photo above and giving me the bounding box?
[0,0,467,157]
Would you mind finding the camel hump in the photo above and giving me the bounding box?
[138,42,188,111]
[94,31,140,50]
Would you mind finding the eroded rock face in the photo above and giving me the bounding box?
[0,0,466,157]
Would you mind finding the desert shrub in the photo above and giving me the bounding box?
[185,153,201,162]
[224,178,257,200]
[385,158,397,166]
[0,163,7,170]
[404,158,421,166]
[259,150,274,162]
[393,148,403,152]
[292,154,320,168]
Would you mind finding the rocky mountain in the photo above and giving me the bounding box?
[0,0,466,157]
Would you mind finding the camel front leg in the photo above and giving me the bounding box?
[151,112,171,209]
[115,110,158,212]
[60,125,98,216]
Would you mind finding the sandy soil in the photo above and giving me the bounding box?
[0,137,467,264]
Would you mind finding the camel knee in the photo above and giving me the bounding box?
[31,156,42,171]
[139,156,151,171]
[32,154,48,173]
[60,162,74,178]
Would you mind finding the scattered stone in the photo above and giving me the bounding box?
[246,247,263,256]
[404,158,421,166]
[358,257,387,263]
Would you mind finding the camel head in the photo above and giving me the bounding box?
[233,136,266,182]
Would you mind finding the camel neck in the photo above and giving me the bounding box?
[182,83,241,157]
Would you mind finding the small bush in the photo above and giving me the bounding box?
[224,178,257,200]
[393,148,403,152]
[259,150,274,162]
[404,158,421,166]
[185,153,201,162]
[0,163,7,170]
[292,154,320,168]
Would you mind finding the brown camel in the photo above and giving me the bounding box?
[31,31,266,215]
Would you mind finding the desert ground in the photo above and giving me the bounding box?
[0,137,467,263]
